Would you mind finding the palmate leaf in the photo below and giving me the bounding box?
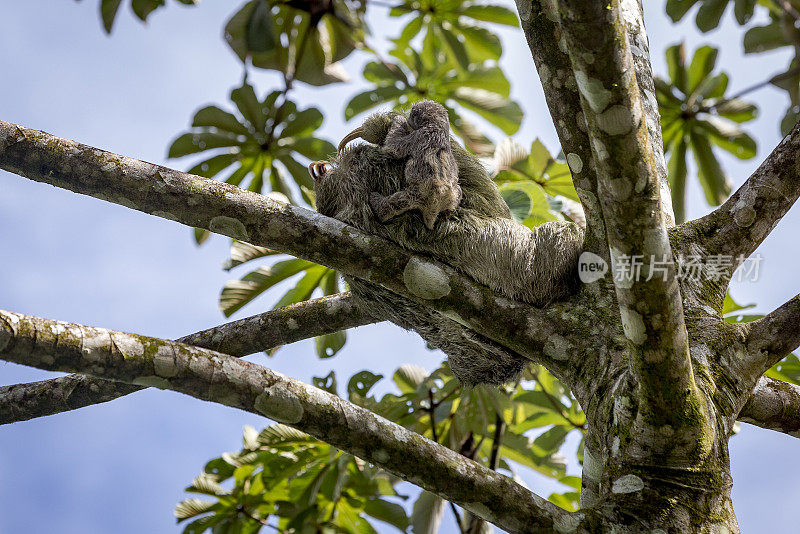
[389,0,516,69]
[490,138,580,226]
[345,51,522,152]
[169,83,335,227]
[225,0,366,86]
[657,43,757,219]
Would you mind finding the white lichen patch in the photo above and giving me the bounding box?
[582,447,603,481]
[403,257,450,300]
[112,335,145,360]
[286,318,299,330]
[153,346,179,378]
[554,511,584,533]
[81,330,113,363]
[610,248,633,289]
[566,153,583,174]
[575,71,612,113]
[620,307,646,345]
[50,323,66,335]
[254,384,304,423]
[590,137,609,162]
[612,474,644,494]
[513,0,531,21]
[209,216,249,241]
[733,206,756,228]
[596,105,635,136]
[543,334,571,361]
[611,436,620,456]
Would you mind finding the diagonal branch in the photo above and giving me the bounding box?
[742,294,800,380]
[0,309,583,533]
[556,0,695,425]
[680,119,800,278]
[739,376,800,437]
[0,119,585,373]
[0,293,376,425]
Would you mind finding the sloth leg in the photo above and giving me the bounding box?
[368,190,418,223]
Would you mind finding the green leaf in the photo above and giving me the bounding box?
[222,241,277,270]
[453,88,523,134]
[192,106,251,135]
[687,46,717,94]
[187,153,238,178]
[460,5,518,26]
[410,491,444,534]
[665,44,688,93]
[175,499,216,520]
[393,365,428,394]
[438,24,470,70]
[695,117,756,159]
[695,0,728,33]
[348,371,383,398]
[230,83,267,133]
[715,98,758,123]
[344,86,407,120]
[219,259,316,317]
[313,371,338,394]
[689,128,731,205]
[733,0,756,25]
[279,108,325,139]
[665,0,701,22]
[363,499,409,532]
[744,22,790,54]
[100,0,124,33]
[272,265,329,309]
[668,138,688,223]
[167,132,243,158]
[246,0,277,53]
[316,331,346,359]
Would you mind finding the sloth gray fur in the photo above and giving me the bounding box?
[369,101,461,230]
[312,110,584,385]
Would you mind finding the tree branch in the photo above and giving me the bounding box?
[0,309,582,533]
[743,294,800,379]
[0,119,586,373]
[0,294,376,425]
[556,0,695,425]
[680,119,800,277]
[739,376,800,437]
[514,0,608,257]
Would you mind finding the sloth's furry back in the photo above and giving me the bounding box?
[315,138,584,385]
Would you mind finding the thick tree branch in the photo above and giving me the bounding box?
[0,309,581,533]
[618,0,674,227]
[739,376,800,437]
[0,294,376,425]
[556,0,695,424]
[743,295,800,379]
[0,119,585,372]
[681,119,800,275]
[514,0,607,257]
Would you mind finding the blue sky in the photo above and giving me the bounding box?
[0,2,798,532]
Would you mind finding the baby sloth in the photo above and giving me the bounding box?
[367,101,461,230]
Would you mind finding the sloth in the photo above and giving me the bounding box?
[367,101,461,230]
[309,111,584,384]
